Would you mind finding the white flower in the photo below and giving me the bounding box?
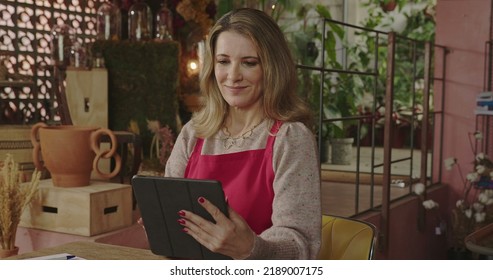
[413,183,425,195]
[146,119,161,134]
[444,157,457,170]
[422,199,439,210]
[466,172,479,182]
[476,152,485,161]
[474,212,486,223]
[473,202,485,212]
[474,131,483,140]
[464,209,473,218]
[476,165,486,174]
[456,199,464,208]
[478,192,489,204]
[475,191,493,205]
[485,189,493,197]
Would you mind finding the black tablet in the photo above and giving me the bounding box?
[131,175,231,260]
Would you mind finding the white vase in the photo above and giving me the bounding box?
[330,137,354,165]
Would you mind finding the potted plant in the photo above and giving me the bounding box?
[420,131,493,259]
[315,5,369,165]
[445,148,493,258]
[0,154,41,258]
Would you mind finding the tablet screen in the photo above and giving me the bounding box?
[132,175,231,260]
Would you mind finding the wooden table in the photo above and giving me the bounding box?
[6,241,167,260]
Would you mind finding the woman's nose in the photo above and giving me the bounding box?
[227,64,242,81]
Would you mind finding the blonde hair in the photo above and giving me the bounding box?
[192,8,313,138]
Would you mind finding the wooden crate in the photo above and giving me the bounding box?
[20,179,133,236]
[0,125,36,180]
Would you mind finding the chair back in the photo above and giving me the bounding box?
[317,215,377,260]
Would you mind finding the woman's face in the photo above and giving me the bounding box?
[214,31,263,110]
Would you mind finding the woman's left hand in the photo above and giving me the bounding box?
[178,197,255,259]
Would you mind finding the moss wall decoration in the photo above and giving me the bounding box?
[92,40,180,158]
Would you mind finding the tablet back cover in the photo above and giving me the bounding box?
[132,176,230,260]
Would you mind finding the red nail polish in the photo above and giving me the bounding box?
[182,228,188,233]
[178,210,185,217]
[198,197,205,203]
[177,219,185,225]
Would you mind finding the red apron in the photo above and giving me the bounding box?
[184,121,281,234]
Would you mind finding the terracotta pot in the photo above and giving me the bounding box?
[31,123,121,187]
[0,246,19,258]
[380,1,397,12]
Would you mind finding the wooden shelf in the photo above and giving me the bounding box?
[0,80,34,87]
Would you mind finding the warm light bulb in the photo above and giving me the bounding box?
[190,61,198,71]
[187,59,199,75]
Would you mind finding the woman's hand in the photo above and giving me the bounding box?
[178,197,255,259]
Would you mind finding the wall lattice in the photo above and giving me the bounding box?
[0,0,103,124]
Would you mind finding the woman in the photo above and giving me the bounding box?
[165,8,321,259]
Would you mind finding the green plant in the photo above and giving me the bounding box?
[91,40,180,159]
[314,5,367,140]
[316,0,436,145]
[358,0,436,132]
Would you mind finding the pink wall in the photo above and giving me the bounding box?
[434,0,491,219]
[362,186,449,259]
[356,0,492,259]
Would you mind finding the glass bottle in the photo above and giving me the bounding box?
[155,0,173,40]
[69,40,87,69]
[128,0,152,41]
[96,0,122,40]
[50,23,75,69]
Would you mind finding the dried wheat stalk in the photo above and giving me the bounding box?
[0,154,41,250]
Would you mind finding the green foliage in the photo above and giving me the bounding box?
[293,1,435,142]
[91,40,180,158]
[358,0,436,128]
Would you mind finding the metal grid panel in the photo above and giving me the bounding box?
[0,0,101,124]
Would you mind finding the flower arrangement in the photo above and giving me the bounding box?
[419,131,493,250]
[413,131,493,254]
[147,119,176,167]
[170,0,216,40]
[127,119,176,176]
[173,0,216,39]
[444,147,493,249]
[0,154,41,253]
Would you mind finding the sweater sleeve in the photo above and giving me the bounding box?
[164,121,197,178]
[246,122,322,259]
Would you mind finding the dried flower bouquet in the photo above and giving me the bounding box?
[0,154,41,251]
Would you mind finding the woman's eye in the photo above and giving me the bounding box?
[243,61,259,67]
[217,60,229,65]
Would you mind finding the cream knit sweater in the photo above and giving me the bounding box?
[165,120,321,259]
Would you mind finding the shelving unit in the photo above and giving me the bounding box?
[474,40,493,155]
[0,79,40,124]
[475,114,493,155]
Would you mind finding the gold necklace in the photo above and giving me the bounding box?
[222,119,265,150]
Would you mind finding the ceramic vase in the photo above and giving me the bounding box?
[31,123,121,187]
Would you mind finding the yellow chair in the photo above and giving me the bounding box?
[317,215,377,260]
